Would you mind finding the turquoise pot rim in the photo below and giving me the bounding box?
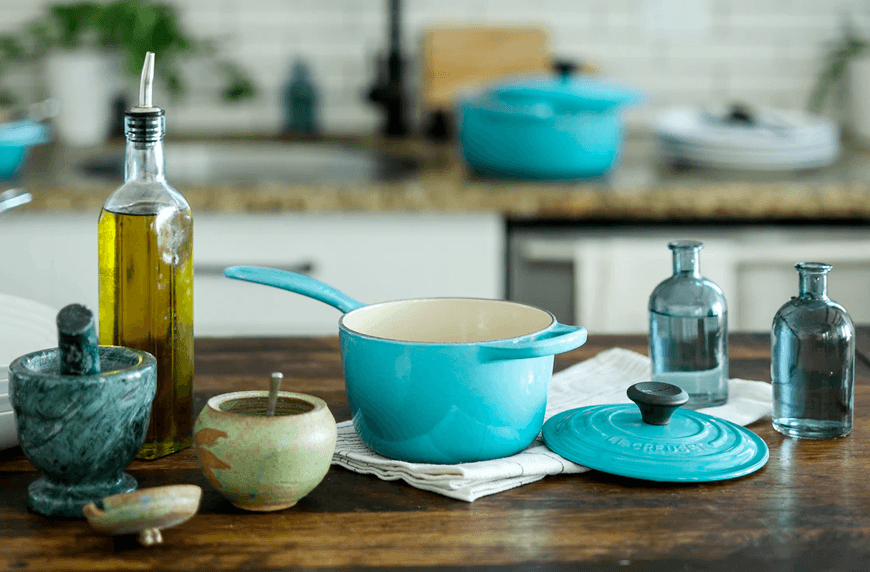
[337,297,558,346]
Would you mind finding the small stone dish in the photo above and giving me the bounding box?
[194,390,336,512]
[83,484,202,546]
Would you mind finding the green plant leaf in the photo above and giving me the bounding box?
[163,67,184,99]
[220,62,257,101]
[0,34,24,60]
[0,0,259,106]
[0,88,16,107]
[49,2,103,49]
[808,30,870,113]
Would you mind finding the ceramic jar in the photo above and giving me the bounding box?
[194,390,336,511]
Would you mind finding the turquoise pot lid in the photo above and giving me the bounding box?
[493,78,641,110]
[463,77,644,118]
[542,382,769,482]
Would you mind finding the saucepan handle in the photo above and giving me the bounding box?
[223,266,365,314]
[478,324,588,362]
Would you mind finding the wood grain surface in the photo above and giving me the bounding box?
[421,26,551,109]
[2,332,869,571]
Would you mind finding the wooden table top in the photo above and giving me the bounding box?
[2,331,870,572]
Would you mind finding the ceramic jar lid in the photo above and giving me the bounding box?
[83,485,202,546]
[542,382,769,482]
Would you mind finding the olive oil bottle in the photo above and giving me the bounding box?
[98,52,193,459]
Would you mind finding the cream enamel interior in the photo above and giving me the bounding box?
[339,298,555,343]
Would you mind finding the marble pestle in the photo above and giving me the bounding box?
[57,303,101,376]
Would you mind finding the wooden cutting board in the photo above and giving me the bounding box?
[421,26,551,111]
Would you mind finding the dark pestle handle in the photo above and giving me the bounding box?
[626,382,689,426]
[57,304,101,376]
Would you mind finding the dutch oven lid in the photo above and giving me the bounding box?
[469,76,642,116]
[542,382,769,482]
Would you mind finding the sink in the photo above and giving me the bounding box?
[79,141,421,184]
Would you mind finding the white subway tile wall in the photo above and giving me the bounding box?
[1,0,868,135]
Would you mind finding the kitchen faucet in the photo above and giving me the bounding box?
[366,0,409,137]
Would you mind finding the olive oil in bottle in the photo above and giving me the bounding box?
[98,52,194,459]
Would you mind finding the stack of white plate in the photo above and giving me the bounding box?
[0,294,58,451]
[654,105,840,171]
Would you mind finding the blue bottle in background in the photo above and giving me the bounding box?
[771,262,854,439]
[649,240,728,409]
[283,60,318,135]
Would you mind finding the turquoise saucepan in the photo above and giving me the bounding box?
[224,266,588,464]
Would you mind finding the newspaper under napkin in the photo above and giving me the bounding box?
[331,347,772,502]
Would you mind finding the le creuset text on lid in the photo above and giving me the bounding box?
[542,382,769,482]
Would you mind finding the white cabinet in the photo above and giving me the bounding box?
[193,213,504,336]
[515,226,870,334]
[0,213,99,312]
[0,212,504,337]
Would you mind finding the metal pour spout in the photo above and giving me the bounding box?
[135,52,158,112]
[126,51,165,142]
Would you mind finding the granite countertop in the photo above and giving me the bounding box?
[17,132,870,221]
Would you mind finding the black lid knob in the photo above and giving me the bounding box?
[553,60,577,81]
[726,102,754,124]
[626,382,688,425]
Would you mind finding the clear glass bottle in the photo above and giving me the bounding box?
[648,240,728,408]
[98,53,193,459]
[771,262,854,439]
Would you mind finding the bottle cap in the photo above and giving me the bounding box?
[126,52,165,142]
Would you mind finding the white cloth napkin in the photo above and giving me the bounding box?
[330,348,772,502]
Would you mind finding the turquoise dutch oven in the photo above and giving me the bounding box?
[457,76,642,179]
[224,266,588,464]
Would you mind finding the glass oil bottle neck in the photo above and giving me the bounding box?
[125,139,165,183]
[124,110,166,183]
[796,262,831,300]
[669,240,703,277]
